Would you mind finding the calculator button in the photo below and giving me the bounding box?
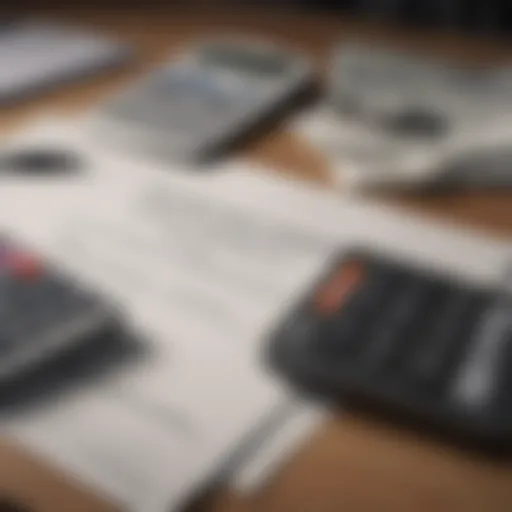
[450,298,512,409]
[313,260,366,317]
[316,263,399,358]
[362,277,431,371]
[10,255,43,280]
[0,335,13,349]
[409,289,477,392]
[317,264,375,330]
[357,264,405,309]
[318,302,369,357]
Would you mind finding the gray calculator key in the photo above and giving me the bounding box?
[410,290,475,388]
[451,298,512,409]
[363,278,431,370]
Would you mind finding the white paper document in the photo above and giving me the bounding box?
[291,105,512,193]
[292,106,449,192]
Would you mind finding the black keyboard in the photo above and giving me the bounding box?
[0,235,122,382]
[268,250,512,447]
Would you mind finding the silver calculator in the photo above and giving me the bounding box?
[92,38,314,163]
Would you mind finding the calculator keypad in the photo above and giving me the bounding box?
[268,251,512,444]
[313,257,493,394]
[0,237,120,379]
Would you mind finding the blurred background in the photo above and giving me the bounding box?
[4,0,512,35]
[2,1,512,511]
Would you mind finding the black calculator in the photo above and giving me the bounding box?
[268,250,512,447]
[0,235,123,383]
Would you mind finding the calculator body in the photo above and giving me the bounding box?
[91,38,314,163]
[268,249,512,447]
[0,235,123,383]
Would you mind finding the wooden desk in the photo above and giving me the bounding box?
[2,9,512,512]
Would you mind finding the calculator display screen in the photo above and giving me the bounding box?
[200,47,290,76]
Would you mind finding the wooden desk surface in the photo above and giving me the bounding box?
[2,8,512,512]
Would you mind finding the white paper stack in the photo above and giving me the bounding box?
[292,105,512,193]
[292,105,447,192]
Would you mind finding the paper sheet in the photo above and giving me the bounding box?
[291,106,445,192]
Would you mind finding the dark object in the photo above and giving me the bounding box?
[1,148,82,175]
[319,0,508,33]
[203,77,318,164]
[381,108,448,139]
[431,146,512,191]
[0,235,126,387]
[0,498,33,512]
[267,249,512,449]
[300,0,508,35]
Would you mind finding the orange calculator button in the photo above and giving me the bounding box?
[314,260,366,316]
[11,253,44,281]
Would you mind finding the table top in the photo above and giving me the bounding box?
[2,7,512,512]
